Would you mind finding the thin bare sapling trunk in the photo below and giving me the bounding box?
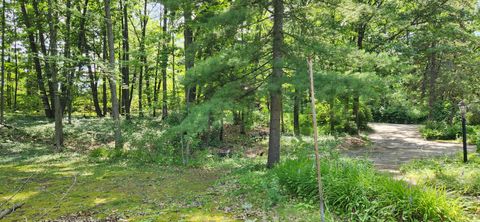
[307,57,325,222]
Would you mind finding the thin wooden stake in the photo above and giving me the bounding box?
[308,56,325,222]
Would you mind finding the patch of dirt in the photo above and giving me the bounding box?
[337,136,368,150]
[215,125,268,158]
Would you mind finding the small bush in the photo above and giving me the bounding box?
[275,157,464,221]
[420,121,477,141]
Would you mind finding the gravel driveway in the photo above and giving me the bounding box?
[343,123,476,174]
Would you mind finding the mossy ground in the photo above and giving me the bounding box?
[0,117,323,221]
[0,141,238,221]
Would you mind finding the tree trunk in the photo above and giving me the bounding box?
[293,88,300,136]
[13,22,19,112]
[6,57,11,108]
[47,0,63,150]
[118,41,122,113]
[105,0,122,149]
[184,6,195,110]
[128,56,136,108]
[352,94,359,131]
[20,0,53,118]
[64,0,73,123]
[153,38,161,117]
[102,29,108,116]
[0,0,5,124]
[267,0,284,168]
[343,94,349,120]
[240,111,246,134]
[330,96,335,133]
[88,65,103,117]
[281,101,285,133]
[121,0,131,118]
[428,43,439,120]
[171,32,177,109]
[219,117,224,142]
[77,0,102,117]
[141,0,151,112]
[352,23,366,133]
[171,13,177,109]
[32,0,55,112]
[161,7,168,119]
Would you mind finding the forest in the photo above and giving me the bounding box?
[0,0,479,221]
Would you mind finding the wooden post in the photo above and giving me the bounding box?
[308,56,325,222]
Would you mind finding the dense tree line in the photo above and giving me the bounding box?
[0,0,478,166]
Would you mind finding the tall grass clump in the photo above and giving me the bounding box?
[275,157,464,221]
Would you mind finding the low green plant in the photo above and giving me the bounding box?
[275,157,465,221]
[89,146,110,159]
[477,132,480,153]
[420,121,477,141]
[401,153,480,196]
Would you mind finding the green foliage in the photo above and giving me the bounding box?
[237,171,284,209]
[401,153,480,196]
[373,103,428,124]
[420,121,460,140]
[275,157,464,221]
[401,153,480,219]
[420,121,477,141]
[466,105,480,125]
[476,132,480,153]
[88,146,110,159]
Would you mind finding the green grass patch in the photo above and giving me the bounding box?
[274,157,464,221]
[401,153,480,219]
[0,141,236,221]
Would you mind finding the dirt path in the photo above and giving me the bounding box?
[343,123,476,174]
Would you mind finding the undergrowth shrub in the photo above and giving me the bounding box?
[372,103,427,124]
[420,121,476,141]
[275,157,464,221]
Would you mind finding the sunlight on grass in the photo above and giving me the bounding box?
[0,144,232,221]
[93,197,110,205]
[180,211,238,222]
[1,191,39,202]
[401,153,480,219]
